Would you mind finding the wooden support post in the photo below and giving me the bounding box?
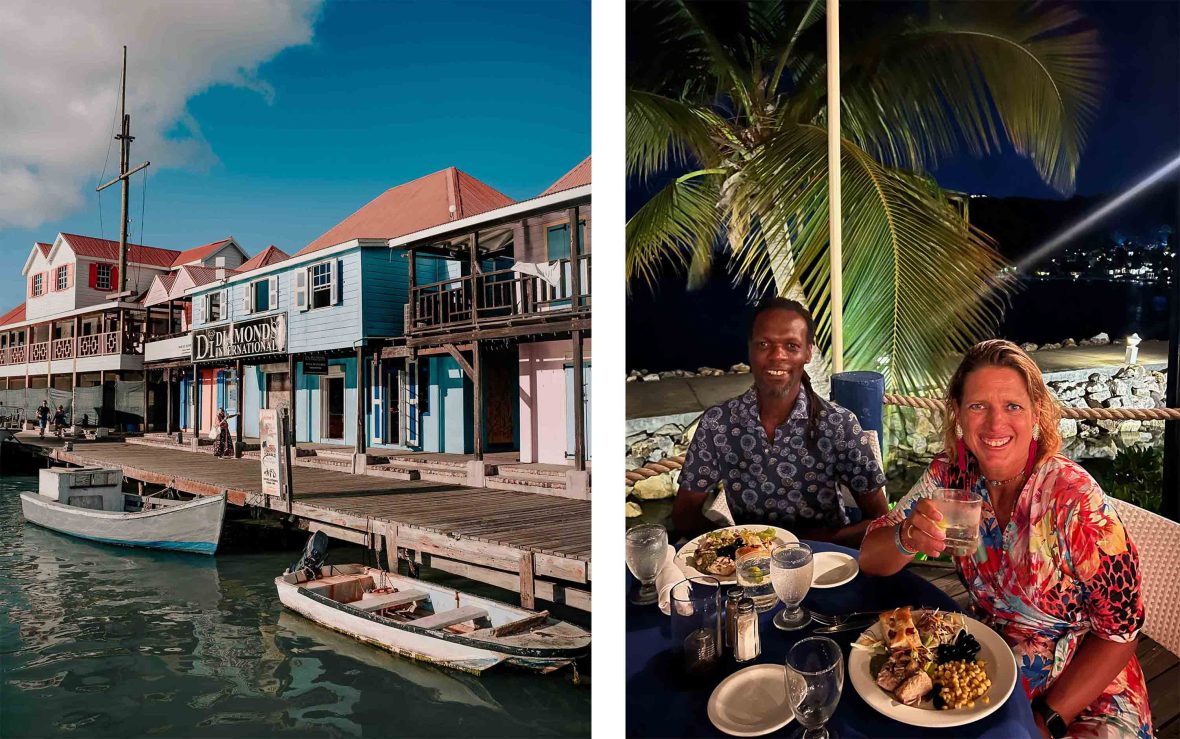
[472,341,483,461]
[355,344,366,456]
[165,368,173,433]
[568,206,582,307]
[468,231,479,320]
[142,366,149,432]
[572,329,586,472]
[384,523,398,573]
[287,354,297,446]
[519,552,536,610]
[234,359,244,456]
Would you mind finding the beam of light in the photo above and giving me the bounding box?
[1015,153,1180,273]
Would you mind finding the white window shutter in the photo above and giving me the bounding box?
[243,284,252,315]
[268,276,278,310]
[194,296,204,325]
[222,289,230,319]
[332,259,342,305]
[296,268,308,311]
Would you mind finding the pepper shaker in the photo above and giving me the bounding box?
[724,586,743,650]
[734,597,761,663]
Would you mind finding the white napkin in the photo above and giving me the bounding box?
[656,544,689,615]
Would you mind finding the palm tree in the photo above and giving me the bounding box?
[627,0,1102,391]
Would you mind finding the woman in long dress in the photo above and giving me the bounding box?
[213,409,233,458]
[860,340,1150,738]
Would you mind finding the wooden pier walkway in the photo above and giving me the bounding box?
[30,440,591,612]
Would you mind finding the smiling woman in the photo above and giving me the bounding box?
[859,340,1152,738]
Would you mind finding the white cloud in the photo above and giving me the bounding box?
[0,0,322,229]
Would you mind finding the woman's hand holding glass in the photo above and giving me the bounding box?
[900,498,946,558]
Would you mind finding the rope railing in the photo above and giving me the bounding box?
[883,393,1180,421]
[625,395,1180,487]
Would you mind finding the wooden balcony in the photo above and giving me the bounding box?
[408,254,590,339]
[0,331,132,367]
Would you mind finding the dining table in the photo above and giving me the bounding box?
[626,540,1040,738]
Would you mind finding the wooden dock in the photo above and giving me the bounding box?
[27,439,590,612]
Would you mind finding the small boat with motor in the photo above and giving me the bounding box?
[276,532,591,675]
[20,467,225,555]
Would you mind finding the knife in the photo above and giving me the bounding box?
[811,613,880,634]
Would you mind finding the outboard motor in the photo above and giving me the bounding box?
[287,530,329,579]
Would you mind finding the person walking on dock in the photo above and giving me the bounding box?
[52,405,67,438]
[36,400,50,438]
[213,409,233,458]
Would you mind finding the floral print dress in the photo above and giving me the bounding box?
[867,454,1151,738]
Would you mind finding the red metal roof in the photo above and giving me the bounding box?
[296,167,514,256]
[171,238,234,267]
[540,156,591,196]
[0,303,26,326]
[59,233,181,268]
[35,242,52,257]
[237,245,290,273]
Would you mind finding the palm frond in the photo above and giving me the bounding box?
[626,171,726,293]
[837,2,1102,193]
[626,90,722,181]
[728,127,1014,390]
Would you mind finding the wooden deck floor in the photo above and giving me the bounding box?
[32,440,591,611]
[910,561,1180,736]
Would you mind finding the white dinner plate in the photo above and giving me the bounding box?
[674,525,798,585]
[707,663,794,737]
[810,551,859,588]
[848,611,1018,728]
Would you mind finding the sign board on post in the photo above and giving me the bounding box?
[259,408,285,500]
[302,354,328,375]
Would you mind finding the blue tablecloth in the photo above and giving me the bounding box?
[626,541,1038,738]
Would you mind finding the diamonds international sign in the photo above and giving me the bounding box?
[192,313,288,362]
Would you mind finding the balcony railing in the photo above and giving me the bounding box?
[0,331,132,368]
[409,254,591,335]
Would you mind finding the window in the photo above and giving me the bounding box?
[311,262,333,309]
[96,264,112,290]
[56,265,68,291]
[250,279,270,312]
[207,292,223,321]
[31,273,43,296]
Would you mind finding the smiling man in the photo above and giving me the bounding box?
[671,298,890,546]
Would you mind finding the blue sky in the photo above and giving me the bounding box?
[0,0,589,305]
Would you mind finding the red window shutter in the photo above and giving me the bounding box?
[28,276,33,297]
[89,263,97,288]
[110,267,118,292]
[67,263,74,289]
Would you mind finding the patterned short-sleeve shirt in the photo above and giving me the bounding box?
[679,388,887,528]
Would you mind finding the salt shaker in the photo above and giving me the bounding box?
[724,586,743,650]
[734,597,760,663]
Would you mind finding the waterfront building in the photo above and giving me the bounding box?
[180,158,591,487]
[0,234,247,428]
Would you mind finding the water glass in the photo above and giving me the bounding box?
[625,523,667,605]
[669,576,722,676]
[771,542,813,630]
[785,636,844,739]
[929,488,983,556]
[736,549,777,612]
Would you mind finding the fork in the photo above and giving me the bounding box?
[811,610,878,627]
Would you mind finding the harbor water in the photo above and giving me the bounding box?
[0,476,589,738]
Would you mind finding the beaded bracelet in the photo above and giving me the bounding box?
[894,520,918,557]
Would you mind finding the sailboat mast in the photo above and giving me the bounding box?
[117,45,130,295]
[96,46,149,299]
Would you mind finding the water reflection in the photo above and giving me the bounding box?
[0,479,589,737]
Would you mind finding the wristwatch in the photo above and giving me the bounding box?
[1031,695,1068,738]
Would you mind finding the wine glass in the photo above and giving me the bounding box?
[770,542,813,630]
[785,636,844,739]
[625,523,667,605]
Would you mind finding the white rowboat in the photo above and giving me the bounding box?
[276,564,590,675]
[20,467,225,555]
